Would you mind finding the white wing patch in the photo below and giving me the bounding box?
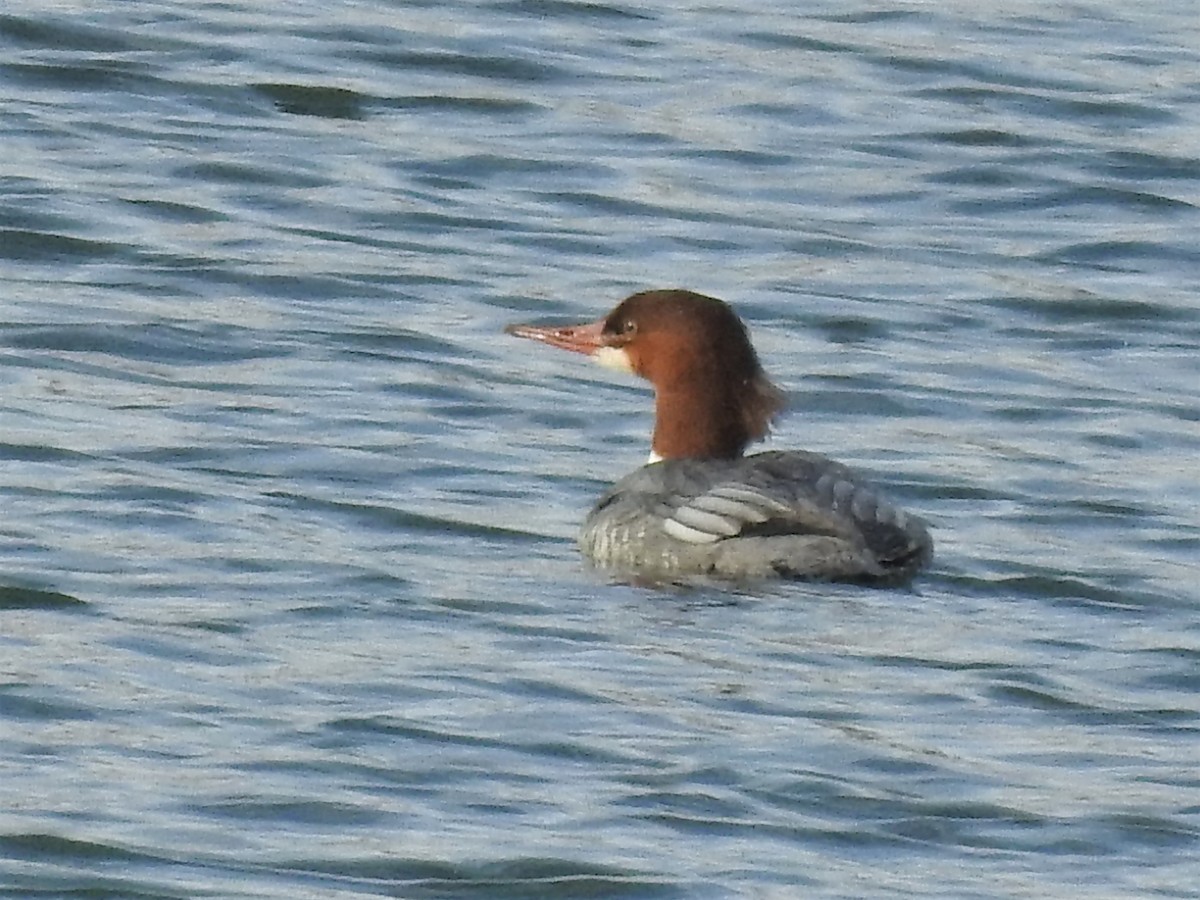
[661,483,794,545]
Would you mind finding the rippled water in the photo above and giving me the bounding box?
[2,1,1199,897]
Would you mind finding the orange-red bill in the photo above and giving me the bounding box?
[504,318,607,356]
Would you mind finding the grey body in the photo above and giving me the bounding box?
[580,451,932,585]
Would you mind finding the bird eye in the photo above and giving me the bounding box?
[612,319,637,337]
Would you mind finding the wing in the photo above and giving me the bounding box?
[653,452,929,568]
[659,481,854,544]
[582,451,932,582]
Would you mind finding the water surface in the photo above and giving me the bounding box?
[2,1,1199,897]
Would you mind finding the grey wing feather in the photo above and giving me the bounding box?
[662,482,805,545]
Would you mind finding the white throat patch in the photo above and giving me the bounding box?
[592,345,634,374]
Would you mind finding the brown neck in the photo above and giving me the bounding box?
[651,382,760,460]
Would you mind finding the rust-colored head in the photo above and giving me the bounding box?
[506,289,785,460]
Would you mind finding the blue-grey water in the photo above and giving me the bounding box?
[2,1,1199,897]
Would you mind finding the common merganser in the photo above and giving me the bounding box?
[506,289,933,584]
